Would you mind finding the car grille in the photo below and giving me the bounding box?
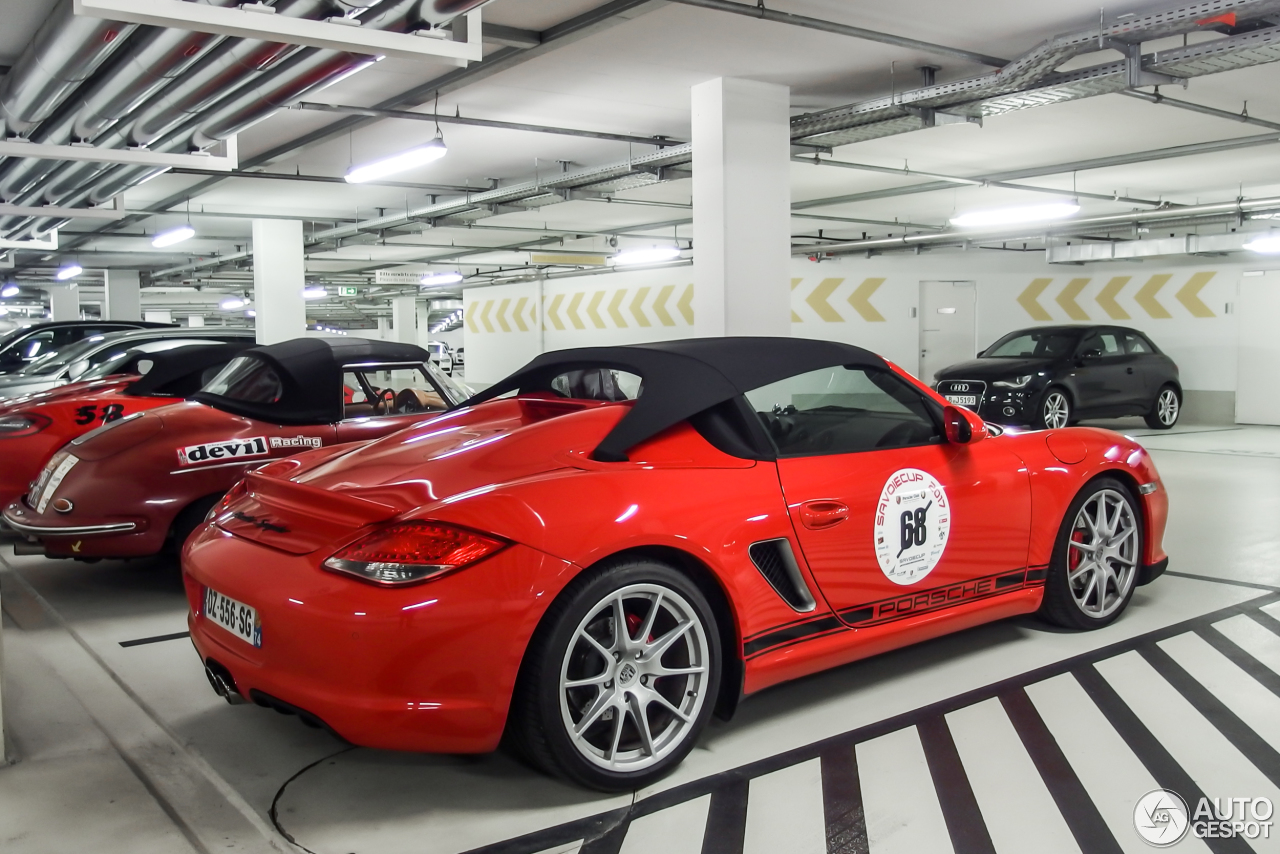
[936,380,986,409]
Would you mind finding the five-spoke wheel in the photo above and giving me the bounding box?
[1040,478,1143,629]
[510,559,721,791]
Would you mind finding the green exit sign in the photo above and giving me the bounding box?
[337,286,358,297]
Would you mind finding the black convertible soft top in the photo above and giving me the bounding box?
[121,341,257,398]
[193,337,432,424]
[467,337,887,461]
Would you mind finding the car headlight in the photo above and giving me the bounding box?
[323,521,508,586]
[0,412,51,438]
[993,375,1034,389]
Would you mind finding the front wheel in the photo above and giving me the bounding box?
[1038,388,1072,429]
[1144,385,1180,429]
[1038,477,1143,630]
[509,559,721,791]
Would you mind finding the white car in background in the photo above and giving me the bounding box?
[426,341,454,375]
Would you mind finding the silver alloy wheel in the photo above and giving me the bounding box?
[1157,389,1179,426]
[1043,391,1070,429]
[558,583,710,773]
[1066,489,1138,619]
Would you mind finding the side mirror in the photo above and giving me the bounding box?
[67,359,89,380]
[944,405,987,445]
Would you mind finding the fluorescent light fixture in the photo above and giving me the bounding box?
[950,202,1080,228]
[303,286,327,299]
[345,136,447,184]
[55,264,83,281]
[0,284,17,298]
[152,225,195,248]
[246,310,256,317]
[1243,233,1280,253]
[611,245,682,266]
[420,271,463,287]
[220,297,246,310]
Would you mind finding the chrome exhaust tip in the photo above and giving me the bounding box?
[204,663,247,705]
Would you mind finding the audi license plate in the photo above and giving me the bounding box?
[204,586,262,648]
[945,394,978,407]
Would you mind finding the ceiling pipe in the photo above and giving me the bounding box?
[799,194,1280,256]
[294,101,686,147]
[1119,89,1280,131]
[665,0,1009,67]
[0,0,135,138]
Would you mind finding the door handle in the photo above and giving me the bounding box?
[800,500,849,530]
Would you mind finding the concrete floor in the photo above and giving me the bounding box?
[2,421,1279,854]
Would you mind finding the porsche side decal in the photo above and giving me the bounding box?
[177,437,269,466]
[874,468,950,586]
[743,567,1046,658]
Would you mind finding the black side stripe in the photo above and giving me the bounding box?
[744,616,843,657]
[1074,665,1253,854]
[700,778,749,854]
[1000,689,1123,854]
[917,717,996,854]
[1138,642,1280,789]
[820,744,868,854]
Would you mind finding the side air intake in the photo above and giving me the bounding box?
[748,538,817,612]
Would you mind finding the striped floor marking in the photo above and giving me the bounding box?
[469,592,1280,854]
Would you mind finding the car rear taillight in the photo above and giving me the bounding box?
[0,413,51,438]
[322,521,508,586]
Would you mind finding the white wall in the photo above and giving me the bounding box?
[463,250,1253,418]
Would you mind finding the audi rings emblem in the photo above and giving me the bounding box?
[952,383,970,392]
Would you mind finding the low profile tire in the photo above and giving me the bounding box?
[509,558,722,792]
[168,493,223,553]
[1037,388,1072,430]
[1144,385,1181,430]
[1038,477,1143,630]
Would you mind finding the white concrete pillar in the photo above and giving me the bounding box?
[46,286,79,321]
[376,317,390,340]
[691,77,791,337]
[103,269,141,320]
[252,219,306,345]
[391,294,416,345]
[416,301,432,348]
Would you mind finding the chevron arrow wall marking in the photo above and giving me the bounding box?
[586,291,607,329]
[1096,276,1131,320]
[631,287,652,327]
[546,294,565,330]
[847,278,886,322]
[478,300,495,333]
[1017,278,1053,321]
[465,302,479,333]
[1055,277,1090,321]
[677,284,694,324]
[495,298,511,333]
[607,290,628,327]
[1175,271,1216,318]
[806,278,845,322]
[790,278,803,323]
[566,292,586,330]
[653,285,676,327]
[1135,274,1173,319]
[513,297,529,332]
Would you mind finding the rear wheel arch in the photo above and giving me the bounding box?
[167,491,225,551]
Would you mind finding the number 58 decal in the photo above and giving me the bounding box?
[74,403,126,426]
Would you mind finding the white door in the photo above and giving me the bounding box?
[919,281,977,384]
[1237,272,1280,425]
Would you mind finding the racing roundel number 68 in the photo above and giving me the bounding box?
[74,403,126,426]
[875,468,950,586]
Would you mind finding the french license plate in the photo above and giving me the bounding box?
[203,586,262,648]
[945,394,978,407]
[31,452,78,513]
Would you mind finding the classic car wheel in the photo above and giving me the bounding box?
[1038,389,1072,429]
[1039,478,1142,630]
[1144,385,1181,430]
[511,559,721,791]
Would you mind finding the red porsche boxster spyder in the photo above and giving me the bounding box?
[3,337,468,559]
[182,338,1168,791]
[0,341,254,510]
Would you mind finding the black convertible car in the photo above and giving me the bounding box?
[934,325,1181,430]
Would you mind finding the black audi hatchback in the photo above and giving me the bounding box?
[934,325,1182,430]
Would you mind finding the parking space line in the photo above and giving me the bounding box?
[119,631,191,648]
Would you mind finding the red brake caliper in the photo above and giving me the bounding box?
[1069,529,1085,572]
